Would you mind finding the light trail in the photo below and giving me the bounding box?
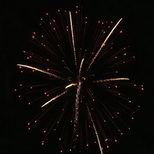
[17,64,62,79]
[69,11,77,67]
[87,18,123,71]
[93,77,130,83]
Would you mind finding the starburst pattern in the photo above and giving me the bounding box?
[15,6,144,154]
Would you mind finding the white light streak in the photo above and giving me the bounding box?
[79,58,84,77]
[41,91,67,108]
[87,105,103,154]
[65,83,77,89]
[93,77,130,83]
[87,18,123,71]
[69,11,77,67]
[17,64,62,79]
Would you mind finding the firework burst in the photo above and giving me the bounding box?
[16,6,144,154]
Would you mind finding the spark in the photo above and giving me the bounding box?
[73,58,84,147]
[69,11,77,67]
[87,18,123,71]
[87,105,103,154]
[93,78,130,83]
[73,81,82,146]
[79,58,84,77]
[17,64,62,79]
[41,91,67,108]
[65,83,77,89]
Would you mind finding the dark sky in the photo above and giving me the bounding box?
[1,0,154,154]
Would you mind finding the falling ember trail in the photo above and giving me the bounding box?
[87,105,103,154]
[73,81,81,148]
[72,58,84,148]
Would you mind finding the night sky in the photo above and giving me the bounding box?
[1,0,154,154]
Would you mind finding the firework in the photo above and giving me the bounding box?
[16,6,144,154]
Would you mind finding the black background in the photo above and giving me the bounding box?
[1,0,154,154]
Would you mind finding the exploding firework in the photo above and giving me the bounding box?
[15,6,144,154]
